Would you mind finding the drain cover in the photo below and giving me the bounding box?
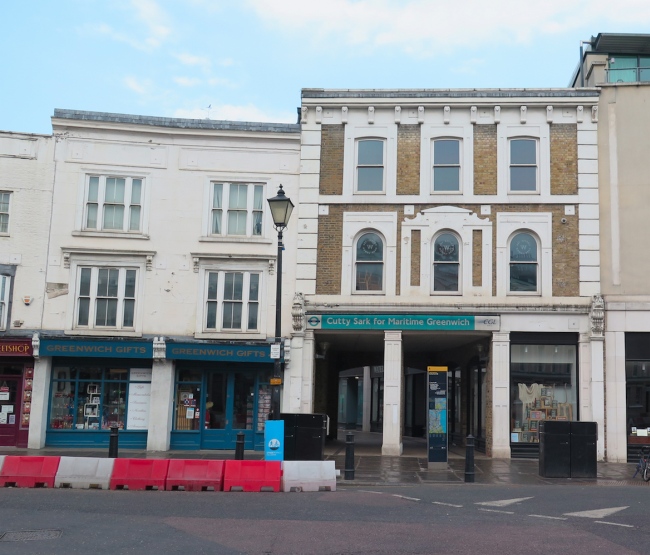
[0,529,62,542]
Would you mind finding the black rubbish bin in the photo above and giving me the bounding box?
[570,421,597,478]
[539,420,571,478]
[281,413,327,461]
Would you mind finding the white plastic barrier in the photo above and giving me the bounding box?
[55,456,115,489]
[0,455,4,473]
[281,461,336,492]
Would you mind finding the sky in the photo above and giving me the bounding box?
[3,0,650,135]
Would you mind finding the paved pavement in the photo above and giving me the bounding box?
[0,430,643,488]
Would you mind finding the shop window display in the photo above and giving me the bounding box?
[49,365,149,431]
[510,344,577,444]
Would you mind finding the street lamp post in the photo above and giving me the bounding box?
[267,185,294,420]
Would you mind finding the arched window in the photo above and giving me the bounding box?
[509,232,539,293]
[355,232,384,292]
[433,233,460,293]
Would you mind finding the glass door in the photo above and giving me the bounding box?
[202,371,255,449]
[0,377,20,446]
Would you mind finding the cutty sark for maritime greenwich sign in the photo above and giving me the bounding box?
[305,314,500,331]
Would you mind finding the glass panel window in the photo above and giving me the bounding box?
[49,366,149,431]
[84,175,144,232]
[433,233,460,292]
[0,192,11,233]
[609,55,641,83]
[509,139,537,192]
[75,267,138,330]
[204,270,261,332]
[509,232,539,293]
[209,182,264,237]
[357,140,384,192]
[433,140,460,192]
[510,343,577,444]
[355,232,384,292]
[0,275,9,329]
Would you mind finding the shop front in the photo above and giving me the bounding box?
[0,338,34,448]
[40,338,153,448]
[509,333,579,458]
[625,333,650,460]
[167,342,273,451]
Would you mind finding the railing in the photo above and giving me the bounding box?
[606,67,650,83]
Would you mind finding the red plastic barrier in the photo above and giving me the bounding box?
[223,460,282,492]
[110,459,169,491]
[0,456,61,488]
[165,459,225,491]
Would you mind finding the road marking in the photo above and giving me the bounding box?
[563,506,629,519]
[433,501,463,508]
[475,497,533,507]
[595,521,634,528]
[357,490,384,494]
[392,494,420,502]
[528,515,567,521]
[479,509,514,514]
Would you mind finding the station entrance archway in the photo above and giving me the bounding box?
[312,330,492,453]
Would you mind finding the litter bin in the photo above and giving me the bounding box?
[570,421,597,478]
[281,413,327,461]
[539,420,571,478]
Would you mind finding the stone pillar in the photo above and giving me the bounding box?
[382,331,403,456]
[28,356,51,449]
[491,332,510,459]
[362,366,371,432]
[147,359,174,452]
[299,330,316,413]
[580,332,605,460]
[605,330,627,462]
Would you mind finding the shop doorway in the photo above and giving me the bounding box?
[201,371,257,450]
[0,376,21,446]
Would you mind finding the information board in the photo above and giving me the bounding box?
[427,366,448,468]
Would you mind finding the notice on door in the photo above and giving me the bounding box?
[126,382,151,430]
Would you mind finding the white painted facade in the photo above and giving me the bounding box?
[26,110,301,451]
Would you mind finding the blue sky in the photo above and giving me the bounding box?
[3,0,650,135]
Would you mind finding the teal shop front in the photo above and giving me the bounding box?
[168,343,273,451]
[43,339,153,449]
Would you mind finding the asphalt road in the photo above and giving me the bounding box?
[1,484,649,554]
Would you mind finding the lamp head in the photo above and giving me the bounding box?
[267,185,294,230]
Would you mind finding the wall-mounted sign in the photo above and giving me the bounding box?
[40,339,152,359]
[0,340,33,357]
[126,368,152,431]
[167,343,272,362]
[306,314,500,331]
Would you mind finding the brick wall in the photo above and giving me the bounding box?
[316,203,579,297]
[319,125,344,195]
[474,125,497,195]
[397,125,421,195]
[316,204,404,295]
[550,124,578,195]
[472,229,482,287]
[411,230,421,286]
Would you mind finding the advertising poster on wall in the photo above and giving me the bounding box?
[126,368,152,431]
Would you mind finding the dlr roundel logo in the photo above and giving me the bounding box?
[268,438,281,451]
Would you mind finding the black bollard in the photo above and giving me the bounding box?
[464,434,475,483]
[235,432,245,460]
[344,433,355,480]
[108,425,119,459]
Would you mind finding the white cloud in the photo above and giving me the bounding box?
[124,76,151,95]
[244,0,650,55]
[174,104,296,123]
[174,53,212,70]
[452,58,485,75]
[173,76,202,87]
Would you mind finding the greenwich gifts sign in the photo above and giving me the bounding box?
[306,314,500,331]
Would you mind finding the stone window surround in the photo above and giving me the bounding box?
[341,212,397,296]
[64,252,150,337]
[194,256,270,340]
[496,212,552,297]
[420,124,473,195]
[74,169,151,238]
